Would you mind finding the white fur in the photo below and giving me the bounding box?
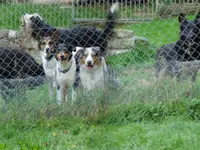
[42,53,56,99]
[55,55,77,105]
[20,13,43,51]
[21,13,42,34]
[21,13,42,27]
[110,2,119,14]
[78,47,108,92]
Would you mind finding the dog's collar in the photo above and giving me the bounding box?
[45,54,54,61]
[58,61,72,73]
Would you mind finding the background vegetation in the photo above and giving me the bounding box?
[0,3,200,150]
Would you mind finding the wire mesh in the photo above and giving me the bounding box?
[0,0,200,116]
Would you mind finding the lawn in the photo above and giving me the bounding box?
[1,3,200,150]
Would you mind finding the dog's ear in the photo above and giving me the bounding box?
[75,47,84,60]
[92,47,102,57]
[178,13,186,23]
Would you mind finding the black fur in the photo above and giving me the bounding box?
[0,47,45,79]
[0,47,45,103]
[29,5,118,55]
[0,75,46,104]
[155,12,200,81]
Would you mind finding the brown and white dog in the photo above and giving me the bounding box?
[39,36,57,99]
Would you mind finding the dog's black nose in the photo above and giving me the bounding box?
[46,48,50,52]
[87,60,92,65]
[60,55,65,60]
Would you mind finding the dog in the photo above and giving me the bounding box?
[0,47,45,103]
[155,12,200,82]
[74,46,108,92]
[21,2,119,56]
[75,46,121,92]
[39,36,57,99]
[20,13,43,50]
[0,47,45,79]
[54,43,77,105]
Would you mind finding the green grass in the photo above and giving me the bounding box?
[1,4,200,150]
[0,4,73,30]
[122,15,196,48]
[123,18,179,48]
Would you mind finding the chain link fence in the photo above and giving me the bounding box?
[0,0,200,116]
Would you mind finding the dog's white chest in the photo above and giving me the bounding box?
[80,67,105,91]
[42,56,56,79]
[56,63,76,86]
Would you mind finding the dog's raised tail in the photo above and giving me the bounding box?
[103,2,119,39]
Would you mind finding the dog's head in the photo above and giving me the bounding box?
[76,47,103,70]
[38,36,55,57]
[21,13,42,30]
[38,28,59,54]
[54,43,74,65]
[178,13,196,48]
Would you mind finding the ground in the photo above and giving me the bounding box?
[0,3,200,150]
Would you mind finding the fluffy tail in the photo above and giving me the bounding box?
[102,2,119,39]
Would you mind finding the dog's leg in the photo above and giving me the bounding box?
[72,88,77,104]
[48,81,54,99]
[72,78,80,104]
[192,70,198,83]
[57,85,67,105]
[102,65,109,114]
[62,85,67,104]
[56,84,61,105]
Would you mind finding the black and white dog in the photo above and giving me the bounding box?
[21,2,119,56]
[0,47,45,79]
[54,44,77,105]
[0,47,45,103]
[21,3,119,105]
[155,12,200,82]
[20,13,43,50]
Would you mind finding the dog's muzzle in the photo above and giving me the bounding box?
[60,55,68,61]
[45,48,51,53]
[86,61,94,69]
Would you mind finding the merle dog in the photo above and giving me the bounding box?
[155,12,200,82]
[0,47,45,103]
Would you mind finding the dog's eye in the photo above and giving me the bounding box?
[64,52,69,57]
[40,42,46,45]
[83,54,87,57]
[49,41,53,45]
[93,53,98,57]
